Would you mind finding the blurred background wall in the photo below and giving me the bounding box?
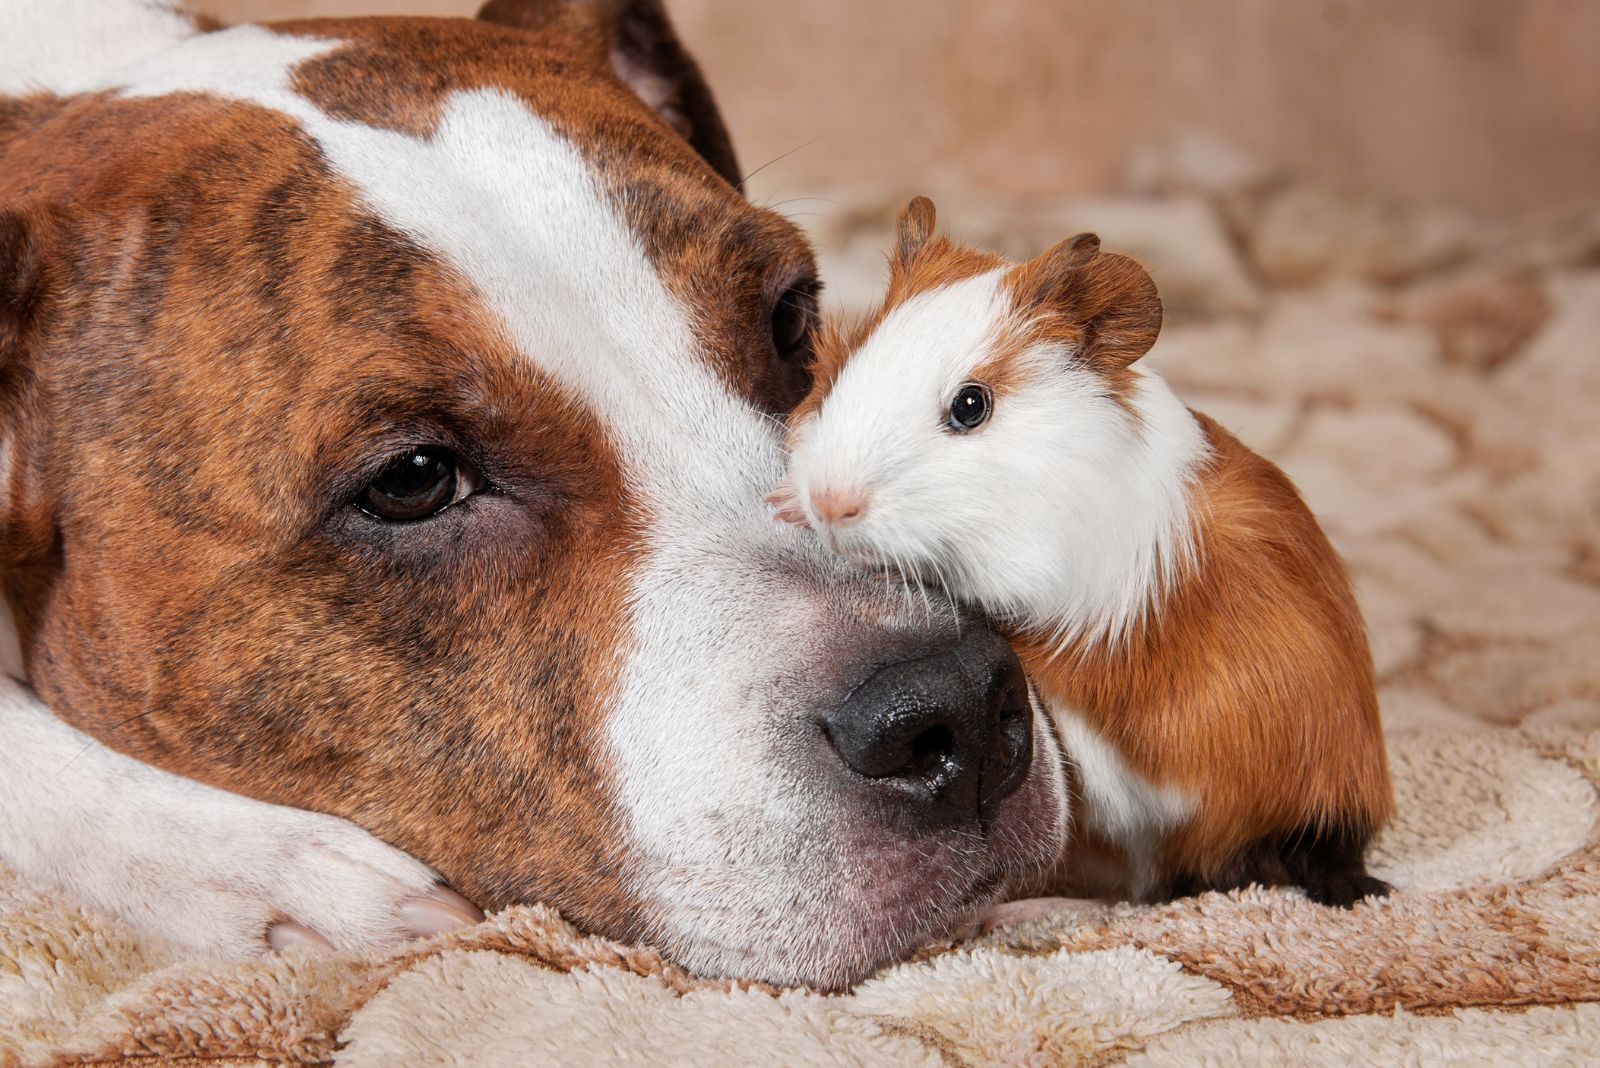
[200,0,1599,221]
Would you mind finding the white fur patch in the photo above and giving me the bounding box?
[117,23,340,104]
[0,599,22,682]
[796,269,1015,518]
[1052,703,1194,896]
[0,0,195,96]
[789,271,1211,649]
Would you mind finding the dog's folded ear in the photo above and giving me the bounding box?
[478,0,742,190]
[0,205,61,569]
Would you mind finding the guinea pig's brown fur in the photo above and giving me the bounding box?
[1015,410,1392,904]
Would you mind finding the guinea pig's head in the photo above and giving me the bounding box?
[776,197,1207,645]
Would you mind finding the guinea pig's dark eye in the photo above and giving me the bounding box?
[770,282,819,366]
[948,383,993,432]
[357,448,477,522]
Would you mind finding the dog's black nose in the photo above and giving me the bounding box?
[824,625,1032,825]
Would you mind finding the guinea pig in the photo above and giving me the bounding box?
[770,196,1393,907]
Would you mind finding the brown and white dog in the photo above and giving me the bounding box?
[0,0,1068,989]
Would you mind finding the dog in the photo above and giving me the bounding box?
[0,0,1068,989]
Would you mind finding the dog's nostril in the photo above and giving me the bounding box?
[985,706,1032,805]
[907,724,956,780]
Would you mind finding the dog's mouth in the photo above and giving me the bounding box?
[921,871,1017,947]
[816,842,1052,989]
[657,861,1027,992]
[643,701,1068,991]
[847,868,1017,981]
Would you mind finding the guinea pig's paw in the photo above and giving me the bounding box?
[764,482,810,526]
[1303,869,1393,909]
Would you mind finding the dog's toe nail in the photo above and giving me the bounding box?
[430,884,485,922]
[266,920,335,952]
[400,887,482,937]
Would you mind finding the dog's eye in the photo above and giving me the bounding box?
[357,448,478,522]
[948,383,993,432]
[770,282,818,366]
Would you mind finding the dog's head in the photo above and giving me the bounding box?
[0,0,1066,988]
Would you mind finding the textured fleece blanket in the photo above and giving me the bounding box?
[5,164,1600,1065]
[4,723,1600,1066]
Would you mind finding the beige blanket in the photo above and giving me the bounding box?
[4,166,1599,1065]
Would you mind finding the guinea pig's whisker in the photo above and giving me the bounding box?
[894,548,920,616]
[928,557,961,632]
[912,554,936,622]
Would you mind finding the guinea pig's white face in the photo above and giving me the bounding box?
[786,267,1206,646]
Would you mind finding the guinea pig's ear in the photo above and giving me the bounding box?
[1017,233,1162,373]
[478,0,742,189]
[894,196,938,266]
[0,205,63,568]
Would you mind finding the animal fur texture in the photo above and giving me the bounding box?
[779,197,1393,904]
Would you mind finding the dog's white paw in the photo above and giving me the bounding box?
[128,804,485,959]
[0,676,482,959]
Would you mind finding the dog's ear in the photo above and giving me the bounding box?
[0,205,62,569]
[1014,233,1163,373]
[478,0,742,189]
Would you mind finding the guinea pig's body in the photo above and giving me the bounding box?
[1016,408,1391,903]
[776,198,1392,905]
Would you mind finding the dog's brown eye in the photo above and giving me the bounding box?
[358,449,463,522]
[771,283,818,365]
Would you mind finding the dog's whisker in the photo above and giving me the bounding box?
[739,138,819,189]
[55,709,153,777]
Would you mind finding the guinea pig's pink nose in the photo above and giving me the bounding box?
[811,486,868,526]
